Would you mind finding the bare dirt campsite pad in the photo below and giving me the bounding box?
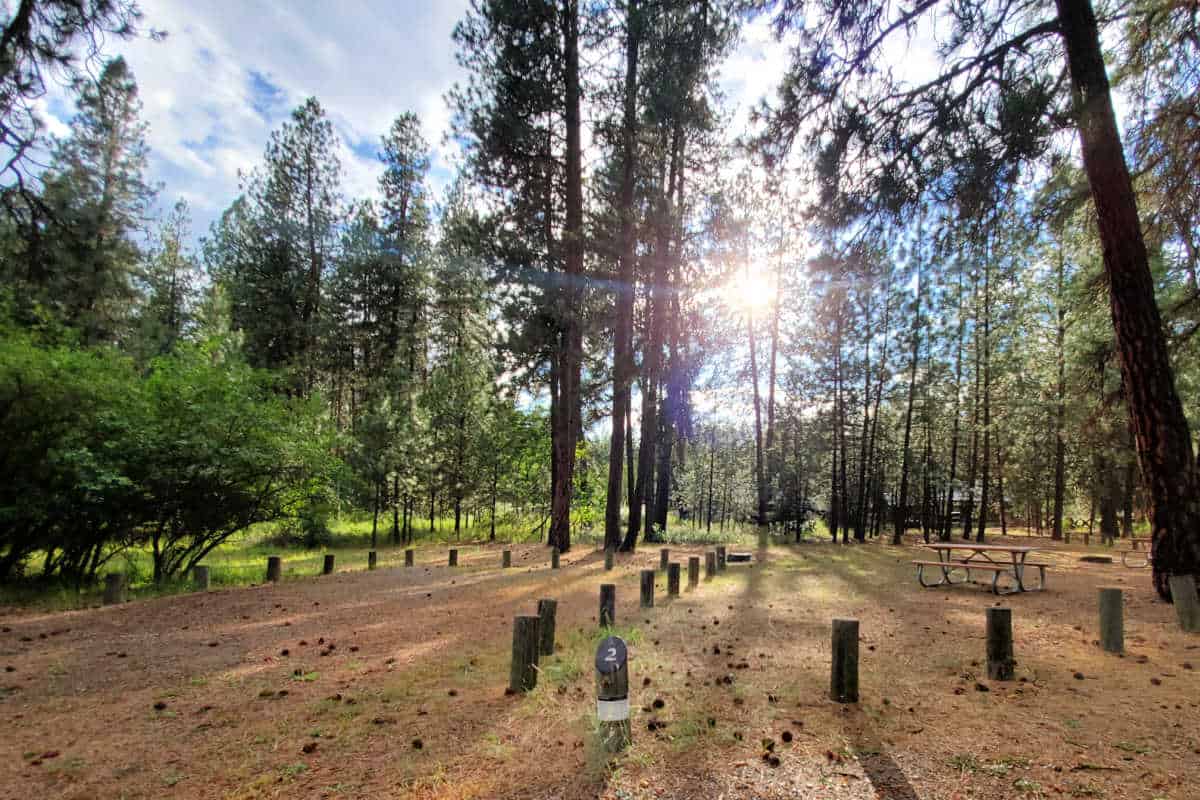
[0,539,1197,799]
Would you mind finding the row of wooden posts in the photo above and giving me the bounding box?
[101,547,1200,644]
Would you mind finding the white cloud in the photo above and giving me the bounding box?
[39,1,790,246]
[47,0,474,239]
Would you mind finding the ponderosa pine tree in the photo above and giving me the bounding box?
[210,98,342,395]
[36,56,153,345]
[135,199,200,359]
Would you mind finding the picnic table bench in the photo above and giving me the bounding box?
[913,543,1048,595]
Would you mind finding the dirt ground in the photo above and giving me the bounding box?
[0,535,1197,800]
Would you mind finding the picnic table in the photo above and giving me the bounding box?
[1122,537,1152,568]
[912,543,1048,595]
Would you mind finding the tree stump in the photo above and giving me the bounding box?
[604,549,614,571]
[596,635,630,753]
[368,551,377,570]
[716,546,727,572]
[509,615,541,693]
[667,563,680,597]
[551,547,560,569]
[1168,574,1200,633]
[687,556,700,589]
[659,548,670,571]
[103,573,126,605]
[986,607,1014,680]
[449,549,458,567]
[537,599,557,656]
[266,556,282,583]
[599,583,616,627]
[1098,587,1124,653]
[323,554,335,575]
[192,565,210,591]
[502,549,512,568]
[705,552,716,580]
[830,618,859,703]
[640,570,655,609]
[405,548,414,567]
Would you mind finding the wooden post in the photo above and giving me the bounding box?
[604,549,614,571]
[599,583,616,627]
[1168,575,1200,633]
[705,551,716,580]
[1098,587,1124,653]
[659,548,670,570]
[405,548,414,567]
[986,607,1014,680]
[830,618,859,703]
[551,547,560,569]
[368,551,377,570]
[448,549,458,567]
[192,565,210,591]
[502,549,512,568]
[509,616,541,693]
[103,573,126,605]
[596,635,631,753]
[322,554,335,575]
[266,556,281,582]
[640,570,655,609]
[537,599,558,656]
[687,556,700,589]
[716,546,727,572]
[667,563,680,597]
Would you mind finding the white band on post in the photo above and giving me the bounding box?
[596,697,629,722]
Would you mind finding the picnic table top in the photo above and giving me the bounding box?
[919,543,1040,553]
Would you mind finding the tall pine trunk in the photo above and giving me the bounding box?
[1052,245,1067,541]
[893,234,923,545]
[550,0,584,554]
[605,0,639,552]
[1055,0,1200,599]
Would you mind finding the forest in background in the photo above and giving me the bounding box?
[2,0,1200,599]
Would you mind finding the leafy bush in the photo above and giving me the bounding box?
[0,329,342,585]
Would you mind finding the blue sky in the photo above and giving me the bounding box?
[40,1,789,246]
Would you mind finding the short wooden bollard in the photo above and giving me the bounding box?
[1098,587,1124,653]
[830,618,859,703]
[502,549,512,568]
[103,573,126,605]
[368,551,377,570]
[986,607,1014,680]
[667,563,680,596]
[509,616,541,693]
[687,556,700,589]
[405,548,414,567]
[193,565,210,591]
[266,556,282,582]
[640,570,655,608]
[659,548,670,570]
[716,546,727,572]
[604,549,615,571]
[1168,575,1200,633]
[551,547,560,569]
[322,554,335,575]
[596,635,631,752]
[599,583,616,627]
[705,551,716,580]
[448,549,458,567]
[537,599,557,656]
